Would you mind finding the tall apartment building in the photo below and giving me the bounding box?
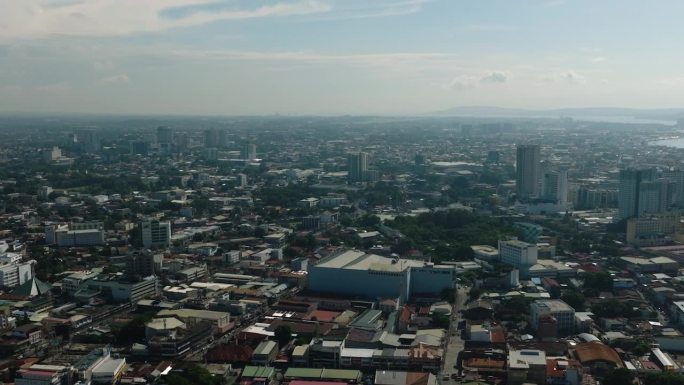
[140,220,171,249]
[156,126,174,153]
[76,129,102,153]
[638,178,675,216]
[617,168,656,220]
[347,152,369,183]
[204,128,220,148]
[241,143,257,161]
[663,168,684,208]
[542,169,568,205]
[516,145,541,198]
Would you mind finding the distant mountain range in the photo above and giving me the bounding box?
[429,106,684,120]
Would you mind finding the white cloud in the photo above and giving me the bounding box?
[591,56,606,63]
[544,0,566,6]
[465,24,518,32]
[0,0,332,40]
[657,77,684,87]
[541,70,585,84]
[0,0,436,41]
[100,73,130,84]
[446,75,478,90]
[314,0,432,20]
[480,71,507,84]
[560,70,585,83]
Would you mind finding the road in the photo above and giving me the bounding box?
[441,285,469,382]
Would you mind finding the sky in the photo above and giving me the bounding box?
[1,0,684,115]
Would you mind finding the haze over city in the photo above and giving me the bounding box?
[5,2,684,385]
[2,0,684,115]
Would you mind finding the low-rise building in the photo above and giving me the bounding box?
[157,308,232,334]
[508,349,547,385]
[252,340,278,365]
[530,299,575,334]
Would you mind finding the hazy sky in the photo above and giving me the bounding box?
[1,0,684,115]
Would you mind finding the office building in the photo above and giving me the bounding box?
[79,274,159,303]
[0,253,34,288]
[45,222,105,247]
[125,253,158,278]
[498,239,537,277]
[347,152,369,183]
[140,220,171,249]
[617,168,656,220]
[63,270,100,296]
[530,299,575,333]
[515,145,541,198]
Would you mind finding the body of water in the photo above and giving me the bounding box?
[650,137,684,148]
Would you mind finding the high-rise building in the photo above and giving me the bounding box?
[218,130,228,148]
[516,145,541,198]
[617,168,656,221]
[76,129,102,153]
[241,143,257,160]
[486,150,500,164]
[662,168,684,208]
[129,141,150,156]
[542,169,568,204]
[204,128,220,148]
[125,253,157,278]
[637,179,672,216]
[347,152,369,183]
[236,173,248,187]
[140,220,171,249]
[156,126,174,153]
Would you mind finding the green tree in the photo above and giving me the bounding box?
[631,342,651,356]
[274,325,292,347]
[441,288,455,304]
[603,368,635,385]
[582,271,613,292]
[644,372,684,385]
[431,313,450,329]
[561,291,586,311]
[165,365,221,385]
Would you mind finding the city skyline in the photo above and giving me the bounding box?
[2,1,684,115]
